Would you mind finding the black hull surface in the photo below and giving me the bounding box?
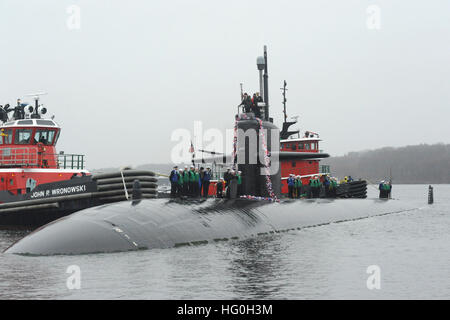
[5,197,420,255]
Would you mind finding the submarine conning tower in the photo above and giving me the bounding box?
[236,116,281,198]
[235,46,281,198]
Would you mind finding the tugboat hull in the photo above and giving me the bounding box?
[0,170,157,228]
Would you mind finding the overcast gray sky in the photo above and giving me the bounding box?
[1,0,449,169]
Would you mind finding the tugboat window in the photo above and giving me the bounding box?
[54,130,60,145]
[291,143,297,150]
[14,129,33,145]
[36,120,55,126]
[305,143,310,150]
[299,143,304,150]
[33,130,55,145]
[18,120,33,125]
[0,129,13,144]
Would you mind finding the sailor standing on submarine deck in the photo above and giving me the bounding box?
[295,175,302,198]
[183,166,190,196]
[223,168,232,189]
[201,167,212,198]
[287,174,295,198]
[309,175,322,198]
[237,171,242,196]
[189,166,196,196]
[177,168,184,197]
[379,180,392,199]
[169,166,179,197]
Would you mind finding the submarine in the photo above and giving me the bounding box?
[5,197,417,255]
[4,47,422,256]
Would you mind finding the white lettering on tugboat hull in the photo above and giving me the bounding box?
[30,185,87,199]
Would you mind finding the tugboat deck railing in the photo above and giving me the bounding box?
[0,147,85,169]
[56,153,86,170]
[320,165,331,174]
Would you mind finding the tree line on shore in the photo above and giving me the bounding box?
[92,143,450,185]
[322,143,450,184]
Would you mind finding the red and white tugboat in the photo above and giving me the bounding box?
[0,94,157,228]
[277,81,330,194]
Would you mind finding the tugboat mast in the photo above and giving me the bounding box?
[281,80,288,124]
[279,80,300,140]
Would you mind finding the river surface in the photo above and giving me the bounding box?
[0,184,448,299]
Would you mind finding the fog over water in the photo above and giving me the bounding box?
[1,1,449,169]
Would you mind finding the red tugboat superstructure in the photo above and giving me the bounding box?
[279,132,328,194]
[0,94,88,196]
[277,80,330,194]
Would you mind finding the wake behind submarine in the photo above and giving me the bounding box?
[5,47,421,256]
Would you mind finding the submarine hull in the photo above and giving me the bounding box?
[5,197,419,255]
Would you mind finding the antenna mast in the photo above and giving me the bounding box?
[263,46,269,121]
[281,80,287,124]
[25,92,47,119]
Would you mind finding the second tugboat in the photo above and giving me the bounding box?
[0,93,157,228]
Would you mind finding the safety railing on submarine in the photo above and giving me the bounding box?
[0,147,85,169]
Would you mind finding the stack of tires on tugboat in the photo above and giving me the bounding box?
[5,48,421,256]
[0,93,157,228]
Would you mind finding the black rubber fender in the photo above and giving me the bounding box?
[97,182,157,191]
[95,176,158,185]
[92,170,156,180]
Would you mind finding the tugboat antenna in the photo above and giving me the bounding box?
[279,80,300,140]
[25,92,47,119]
[281,80,288,124]
[25,92,48,103]
[25,92,47,97]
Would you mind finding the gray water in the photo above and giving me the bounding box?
[0,184,448,299]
